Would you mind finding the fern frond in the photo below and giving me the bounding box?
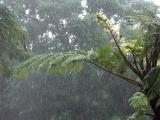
[129,92,149,109]
[91,44,126,73]
[14,51,90,78]
[14,44,131,84]
[128,110,145,120]
[128,92,154,120]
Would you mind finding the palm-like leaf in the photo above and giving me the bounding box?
[14,51,90,78]
[14,44,127,79]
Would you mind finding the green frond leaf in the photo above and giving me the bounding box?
[129,92,149,109]
[13,51,90,79]
[91,44,126,73]
[128,110,145,120]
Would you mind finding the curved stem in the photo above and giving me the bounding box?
[110,31,144,79]
[87,61,143,88]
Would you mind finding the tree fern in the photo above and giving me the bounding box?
[13,7,160,119]
[96,10,160,119]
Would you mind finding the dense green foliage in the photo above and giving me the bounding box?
[0,0,134,120]
[0,0,160,120]
[14,2,160,119]
[0,5,27,76]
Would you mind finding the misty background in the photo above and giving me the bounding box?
[0,0,158,120]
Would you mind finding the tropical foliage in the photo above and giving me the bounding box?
[0,0,160,120]
[0,5,28,76]
[13,4,160,120]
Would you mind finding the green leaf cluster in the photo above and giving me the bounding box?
[128,110,146,120]
[129,92,149,109]
[91,44,126,73]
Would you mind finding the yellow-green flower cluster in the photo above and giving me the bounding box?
[96,11,114,32]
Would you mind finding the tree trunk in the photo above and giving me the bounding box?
[149,96,160,120]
